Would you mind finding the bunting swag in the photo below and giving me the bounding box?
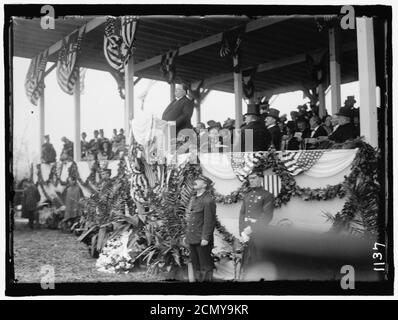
[242,67,256,99]
[56,27,85,95]
[219,25,245,73]
[160,49,178,83]
[305,52,329,87]
[25,50,48,105]
[104,16,138,73]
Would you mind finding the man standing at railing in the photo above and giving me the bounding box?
[161,83,194,136]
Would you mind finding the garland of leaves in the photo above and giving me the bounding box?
[210,139,380,239]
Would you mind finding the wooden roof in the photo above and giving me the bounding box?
[12,15,359,95]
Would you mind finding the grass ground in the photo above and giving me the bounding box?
[12,223,164,283]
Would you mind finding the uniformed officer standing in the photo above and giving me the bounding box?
[185,176,217,282]
[239,171,274,277]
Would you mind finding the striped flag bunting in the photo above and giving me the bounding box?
[56,27,85,95]
[230,150,324,181]
[242,67,256,99]
[279,150,325,176]
[25,50,48,105]
[103,16,138,73]
[219,24,245,73]
[263,174,282,198]
[160,49,178,83]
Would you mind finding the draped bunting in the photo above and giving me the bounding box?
[219,25,245,73]
[103,16,138,73]
[304,149,357,178]
[242,67,256,99]
[160,49,178,83]
[131,116,169,164]
[201,150,358,181]
[56,27,85,95]
[25,50,48,105]
[279,150,325,176]
[305,52,329,87]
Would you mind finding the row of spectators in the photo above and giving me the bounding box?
[41,129,126,163]
[190,95,360,152]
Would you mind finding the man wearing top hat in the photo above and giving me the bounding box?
[240,104,271,152]
[161,83,195,136]
[328,106,358,143]
[264,108,282,151]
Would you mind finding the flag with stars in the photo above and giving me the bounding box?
[279,150,325,176]
[230,152,266,181]
[25,50,48,105]
[56,26,85,95]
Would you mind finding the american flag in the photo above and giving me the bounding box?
[104,16,138,73]
[160,49,178,83]
[279,150,324,176]
[230,152,265,181]
[25,50,48,105]
[56,27,84,95]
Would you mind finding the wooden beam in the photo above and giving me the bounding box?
[134,16,291,73]
[47,17,106,57]
[170,83,175,102]
[73,68,81,162]
[124,55,134,144]
[329,27,342,115]
[39,92,45,150]
[357,17,378,148]
[318,83,326,118]
[44,63,56,77]
[203,42,356,88]
[234,70,243,129]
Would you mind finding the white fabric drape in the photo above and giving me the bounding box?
[198,149,358,180]
[303,149,357,178]
[76,161,91,181]
[199,153,237,180]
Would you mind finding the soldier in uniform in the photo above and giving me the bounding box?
[185,176,217,282]
[239,171,274,278]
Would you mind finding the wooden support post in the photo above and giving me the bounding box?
[73,68,81,162]
[195,104,201,124]
[318,83,326,118]
[39,92,45,150]
[329,27,341,115]
[124,56,134,145]
[356,17,378,148]
[234,70,243,129]
[170,83,175,102]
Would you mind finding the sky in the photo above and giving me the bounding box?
[12,56,360,179]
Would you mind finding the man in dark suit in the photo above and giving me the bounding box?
[161,83,195,136]
[305,115,329,149]
[241,104,271,152]
[329,107,358,143]
[309,115,328,138]
[264,108,282,150]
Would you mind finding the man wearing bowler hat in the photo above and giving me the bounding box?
[328,106,358,143]
[240,104,271,152]
[161,83,195,136]
[264,108,282,151]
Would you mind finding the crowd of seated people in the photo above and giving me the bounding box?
[41,128,127,163]
[188,95,360,152]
